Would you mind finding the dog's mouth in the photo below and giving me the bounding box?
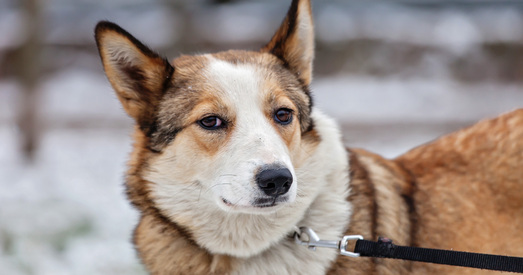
[221,196,288,210]
[253,197,288,208]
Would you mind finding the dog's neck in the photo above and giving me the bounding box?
[132,110,353,274]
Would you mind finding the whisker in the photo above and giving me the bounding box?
[208,182,232,189]
[233,196,244,205]
[219,174,238,178]
[198,185,202,202]
[178,180,201,192]
[296,190,306,198]
[203,182,233,195]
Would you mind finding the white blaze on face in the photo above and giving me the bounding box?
[203,57,297,212]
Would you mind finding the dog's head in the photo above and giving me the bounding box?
[95,0,317,218]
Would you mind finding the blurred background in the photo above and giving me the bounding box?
[1,0,523,274]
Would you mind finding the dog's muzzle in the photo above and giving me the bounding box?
[255,168,293,197]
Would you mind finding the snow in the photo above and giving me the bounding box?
[0,127,145,275]
[316,3,523,52]
[313,76,523,124]
[44,6,181,47]
[38,70,128,122]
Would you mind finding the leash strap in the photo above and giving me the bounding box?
[354,237,523,273]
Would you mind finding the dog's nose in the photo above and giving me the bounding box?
[256,168,293,197]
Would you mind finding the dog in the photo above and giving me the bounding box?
[94,0,523,274]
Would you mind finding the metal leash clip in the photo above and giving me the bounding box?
[294,226,364,257]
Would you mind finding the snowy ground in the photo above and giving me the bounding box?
[1,1,523,274]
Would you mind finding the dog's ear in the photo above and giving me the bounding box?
[95,21,174,134]
[262,0,314,86]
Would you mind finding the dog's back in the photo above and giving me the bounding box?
[338,109,523,274]
[399,109,523,274]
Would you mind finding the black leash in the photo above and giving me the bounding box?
[354,237,523,273]
[294,226,523,273]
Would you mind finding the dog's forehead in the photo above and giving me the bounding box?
[204,57,267,103]
[167,51,300,115]
[171,50,287,89]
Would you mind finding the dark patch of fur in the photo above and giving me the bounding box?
[121,65,147,82]
[395,161,418,247]
[118,65,158,135]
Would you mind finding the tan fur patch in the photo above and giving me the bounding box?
[134,214,236,275]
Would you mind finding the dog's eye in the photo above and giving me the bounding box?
[199,116,225,130]
[274,109,293,125]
